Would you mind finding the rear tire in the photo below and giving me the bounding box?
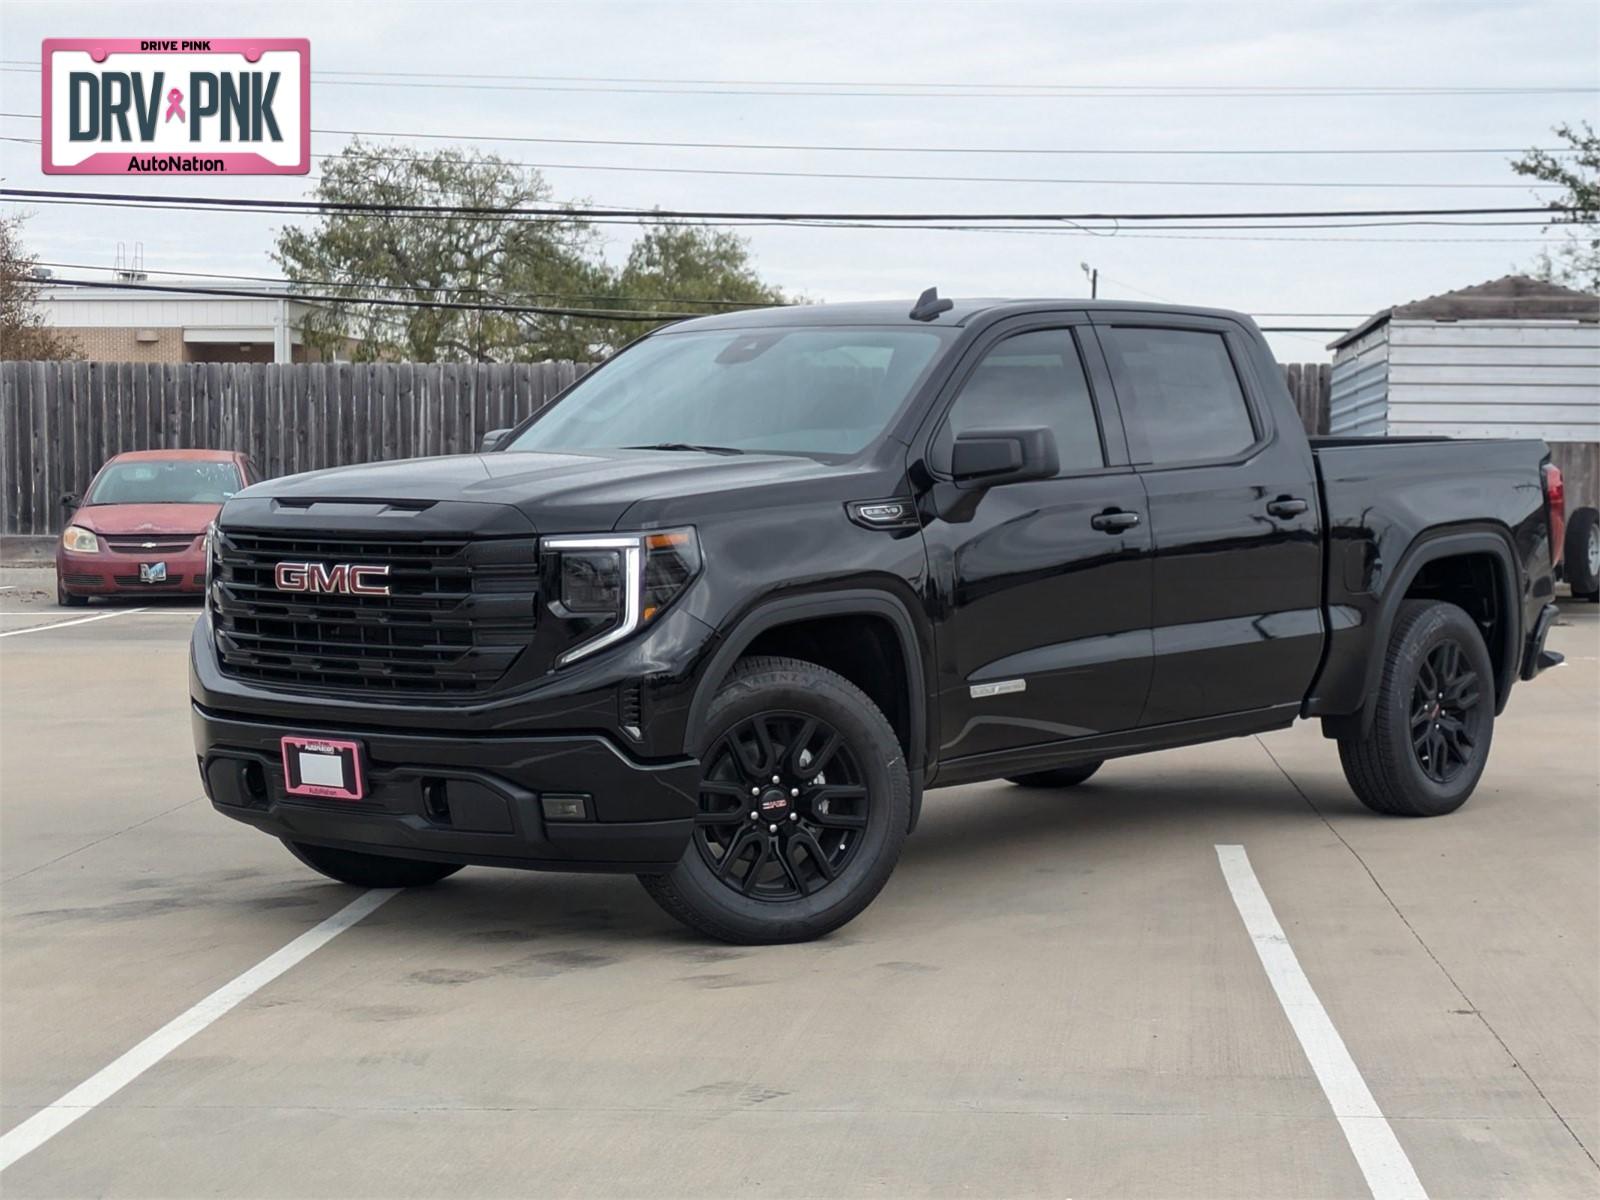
[1565,507,1599,602]
[638,655,910,944]
[1337,600,1494,817]
[283,840,464,888]
[1008,761,1103,789]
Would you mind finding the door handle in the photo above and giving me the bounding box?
[1090,509,1141,533]
[1266,497,1309,519]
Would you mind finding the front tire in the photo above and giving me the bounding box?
[56,576,88,607]
[283,840,464,888]
[639,655,910,944]
[1008,761,1102,789]
[1337,600,1494,817]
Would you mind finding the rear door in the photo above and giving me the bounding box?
[1092,315,1323,725]
[915,315,1154,762]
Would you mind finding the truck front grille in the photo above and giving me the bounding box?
[210,529,539,696]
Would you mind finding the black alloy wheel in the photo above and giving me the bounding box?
[1409,637,1485,784]
[694,711,871,901]
[1338,599,1496,817]
[638,655,910,944]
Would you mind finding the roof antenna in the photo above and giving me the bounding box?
[909,286,954,322]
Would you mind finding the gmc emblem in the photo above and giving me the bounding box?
[274,561,391,596]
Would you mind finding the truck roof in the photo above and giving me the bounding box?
[667,297,1259,332]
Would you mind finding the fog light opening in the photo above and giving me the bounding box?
[241,761,268,806]
[423,779,452,824]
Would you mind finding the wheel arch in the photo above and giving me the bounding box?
[1327,526,1521,739]
[687,591,930,828]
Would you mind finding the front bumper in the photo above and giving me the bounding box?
[194,703,699,873]
[58,547,206,594]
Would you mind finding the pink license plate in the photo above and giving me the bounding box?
[280,736,365,801]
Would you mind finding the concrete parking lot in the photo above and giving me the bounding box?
[1,565,1595,1199]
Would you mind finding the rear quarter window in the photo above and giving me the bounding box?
[1101,327,1257,465]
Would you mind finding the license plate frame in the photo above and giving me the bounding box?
[280,736,365,801]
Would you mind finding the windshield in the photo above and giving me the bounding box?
[507,327,952,458]
[87,460,242,505]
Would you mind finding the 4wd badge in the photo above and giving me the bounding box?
[42,38,310,175]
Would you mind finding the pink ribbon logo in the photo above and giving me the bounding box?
[164,88,185,123]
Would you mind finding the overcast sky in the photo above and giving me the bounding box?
[4,0,1597,361]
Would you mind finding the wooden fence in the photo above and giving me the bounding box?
[1,360,589,537]
[0,358,1331,537]
[1282,362,1331,441]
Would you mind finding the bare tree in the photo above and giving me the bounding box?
[1,216,80,361]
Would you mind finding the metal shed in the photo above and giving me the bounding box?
[1327,274,1600,507]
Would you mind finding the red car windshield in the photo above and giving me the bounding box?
[86,461,243,505]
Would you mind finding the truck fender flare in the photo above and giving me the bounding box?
[686,590,929,831]
[1346,526,1521,736]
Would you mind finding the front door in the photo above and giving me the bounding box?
[916,319,1154,763]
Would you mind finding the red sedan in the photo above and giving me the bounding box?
[56,449,255,606]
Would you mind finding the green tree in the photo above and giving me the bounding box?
[273,144,791,362]
[0,215,80,360]
[1513,121,1600,293]
[618,223,787,310]
[273,141,609,362]
[573,221,792,349]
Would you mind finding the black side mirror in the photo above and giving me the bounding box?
[950,428,1059,486]
[60,492,80,509]
[480,428,510,453]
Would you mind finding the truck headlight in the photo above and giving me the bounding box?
[544,528,701,665]
[61,525,100,553]
[203,521,220,593]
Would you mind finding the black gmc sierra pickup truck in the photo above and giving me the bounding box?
[192,294,1568,943]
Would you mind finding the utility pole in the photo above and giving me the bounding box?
[1080,261,1098,299]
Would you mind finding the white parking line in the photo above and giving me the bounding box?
[0,888,397,1173]
[1216,845,1428,1200]
[0,608,149,638]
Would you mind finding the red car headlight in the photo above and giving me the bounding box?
[61,525,100,553]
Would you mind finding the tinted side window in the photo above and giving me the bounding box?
[934,329,1105,475]
[1101,327,1256,465]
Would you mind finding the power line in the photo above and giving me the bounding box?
[31,276,701,321]
[2,196,1569,234]
[4,62,1593,99]
[199,68,1600,95]
[4,59,1590,94]
[0,134,1558,191]
[0,110,1575,158]
[33,275,1351,333]
[1,187,1573,224]
[27,260,764,309]
[28,260,1383,320]
[1093,271,1365,323]
[4,195,1569,242]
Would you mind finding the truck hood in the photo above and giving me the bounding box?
[236,449,857,534]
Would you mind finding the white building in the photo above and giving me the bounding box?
[1328,274,1600,508]
[32,281,349,365]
